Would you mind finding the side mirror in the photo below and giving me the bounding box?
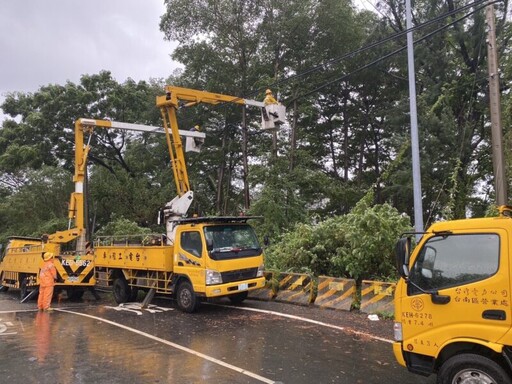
[396,237,411,279]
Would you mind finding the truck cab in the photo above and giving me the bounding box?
[177,217,265,298]
[393,212,512,383]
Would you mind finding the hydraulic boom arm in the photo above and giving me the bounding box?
[155,86,281,237]
[53,118,205,251]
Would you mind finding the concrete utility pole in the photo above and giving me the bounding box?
[406,0,424,234]
[486,4,507,206]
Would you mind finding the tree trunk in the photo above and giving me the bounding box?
[289,100,298,171]
[216,121,229,214]
[242,107,250,210]
[343,101,349,181]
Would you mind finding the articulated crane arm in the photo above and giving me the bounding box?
[156,86,282,238]
[48,117,205,253]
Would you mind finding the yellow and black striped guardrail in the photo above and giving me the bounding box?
[360,280,396,314]
[248,271,276,301]
[274,273,315,305]
[248,273,397,313]
[314,276,356,311]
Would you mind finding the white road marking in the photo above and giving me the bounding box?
[104,303,175,315]
[212,304,394,344]
[0,309,38,314]
[0,321,17,336]
[104,305,143,315]
[57,308,276,384]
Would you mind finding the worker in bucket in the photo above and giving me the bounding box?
[38,252,57,311]
[263,89,278,105]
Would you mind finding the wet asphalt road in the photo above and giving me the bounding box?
[0,290,436,384]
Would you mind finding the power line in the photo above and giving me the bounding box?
[245,0,493,100]
[175,0,498,125]
[287,0,499,104]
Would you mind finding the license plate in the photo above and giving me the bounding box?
[238,283,248,291]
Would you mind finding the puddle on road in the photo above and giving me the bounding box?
[0,311,258,384]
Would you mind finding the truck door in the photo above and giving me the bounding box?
[400,229,510,357]
[175,230,205,293]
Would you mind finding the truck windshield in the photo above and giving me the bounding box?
[408,233,499,294]
[204,224,261,260]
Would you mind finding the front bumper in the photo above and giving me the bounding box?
[204,276,265,297]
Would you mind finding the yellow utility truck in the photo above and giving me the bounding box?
[77,87,283,312]
[91,86,284,311]
[393,205,512,383]
[94,215,265,312]
[0,236,95,300]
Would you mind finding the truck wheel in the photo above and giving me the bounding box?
[176,281,200,313]
[228,291,248,305]
[437,353,512,384]
[113,277,131,304]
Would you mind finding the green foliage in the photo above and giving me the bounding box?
[265,199,411,282]
[88,164,171,231]
[94,216,152,237]
[0,166,73,244]
[332,200,411,282]
[485,204,499,217]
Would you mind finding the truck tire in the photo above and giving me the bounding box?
[113,277,131,304]
[176,281,200,313]
[437,353,512,384]
[228,291,248,305]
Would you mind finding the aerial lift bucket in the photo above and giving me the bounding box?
[261,104,286,130]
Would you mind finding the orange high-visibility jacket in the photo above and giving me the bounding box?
[39,260,57,287]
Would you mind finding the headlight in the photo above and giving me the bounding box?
[256,264,265,277]
[206,269,222,285]
[393,322,403,341]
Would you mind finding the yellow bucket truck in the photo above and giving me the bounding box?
[92,86,283,311]
[394,206,512,383]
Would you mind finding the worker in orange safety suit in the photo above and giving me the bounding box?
[38,252,57,311]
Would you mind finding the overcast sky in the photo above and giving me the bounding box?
[0,1,179,120]
[0,1,375,122]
